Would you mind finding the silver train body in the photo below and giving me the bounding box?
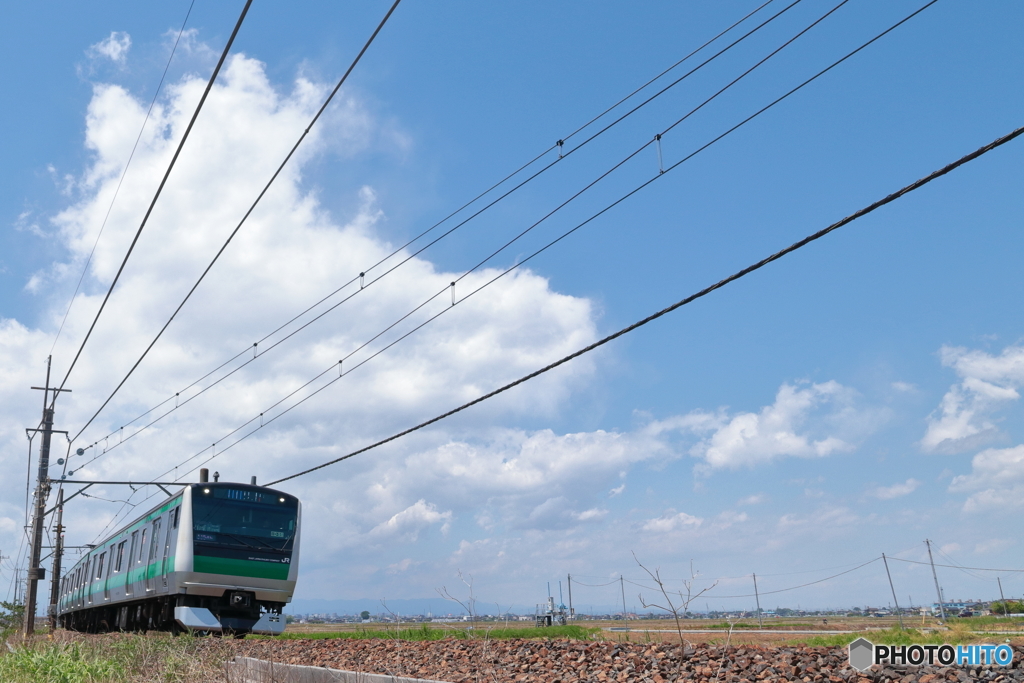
[56,482,300,635]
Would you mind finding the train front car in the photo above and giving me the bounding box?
[176,482,300,635]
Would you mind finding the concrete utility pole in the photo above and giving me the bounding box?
[48,488,64,631]
[881,554,904,630]
[752,573,763,629]
[925,540,946,621]
[23,357,70,636]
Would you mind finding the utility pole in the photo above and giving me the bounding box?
[23,356,70,636]
[881,554,904,630]
[925,540,946,621]
[752,573,763,629]
[567,574,573,620]
[48,488,64,631]
[620,576,627,625]
[997,577,1006,617]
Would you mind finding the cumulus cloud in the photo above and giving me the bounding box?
[0,49,604,579]
[685,381,862,472]
[949,445,1024,512]
[87,31,132,66]
[642,510,703,533]
[370,500,451,541]
[921,344,1024,453]
[867,478,920,500]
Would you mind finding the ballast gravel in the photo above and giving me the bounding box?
[227,638,1024,683]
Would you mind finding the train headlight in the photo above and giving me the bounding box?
[203,488,210,494]
[279,497,285,502]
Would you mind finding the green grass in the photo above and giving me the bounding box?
[943,616,1024,628]
[0,633,229,683]
[264,623,596,641]
[0,642,122,683]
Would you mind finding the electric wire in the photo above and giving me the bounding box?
[628,557,882,600]
[72,0,798,461]
[53,0,254,401]
[935,545,991,581]
[81,0,946,530]
[49,0,198,355]
[270,122,1019,488]
[70,0,404,444]
[887,557,1024,573]
[265,0,955,486]
[104,0,948,508]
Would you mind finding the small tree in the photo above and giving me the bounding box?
[633,552,717,651]
[360,610,371,621]
[436,569,477,630]
[0,601,24,637]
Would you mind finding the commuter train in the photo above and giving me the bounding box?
[56,478,300,635]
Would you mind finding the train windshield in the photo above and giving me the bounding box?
[192,486,298,542]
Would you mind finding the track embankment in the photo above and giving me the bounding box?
[227,637,1024,682]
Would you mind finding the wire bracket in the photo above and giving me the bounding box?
[450,282,456,306]
[360,272,365,289]
[557,140,564,159]
[655,134,664,174]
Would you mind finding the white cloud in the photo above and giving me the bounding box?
[867,478,920,500]
[369,500,452,540]
[608,484,625,497]
[737,494,766,505]
[0,50,605,582]
[687,381,861,472]
[87,31,132,66]
[949,445,1024,512]
[921,344,1024,452]
[642,510,703,533]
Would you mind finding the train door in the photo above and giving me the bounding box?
[86,555,97,605]
[103,544,114,601]
[112,540,126,600]
[126,531,138,596]
[146,517,162,593]
[161,507,178,589]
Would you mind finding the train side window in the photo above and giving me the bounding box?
[115,540,126,572]
[129,530,139,566]
[148,519,162,561]
[138,528,148,563]
[96,552,106,579]
[171,506,179,528]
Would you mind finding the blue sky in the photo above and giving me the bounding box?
[1,1,1023,614]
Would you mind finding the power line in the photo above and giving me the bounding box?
[71,0,797,462]
[269,122,1023,486]
[70,0,404,445]
[49,0,198,355]
[111,0,945,496]
[54,0,254,400]
[886,557,1024,574]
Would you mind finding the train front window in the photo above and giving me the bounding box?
[192,486,297,542]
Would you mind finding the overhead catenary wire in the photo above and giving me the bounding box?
[101,0,947,508]
[268,120,1021,487]
[147,0,886,488]
[49,0,198,355]
[179,0,947,487]
[71,0,405,444]
[73,0,799,462]
[54,0,254,401]
[58,5,954,547]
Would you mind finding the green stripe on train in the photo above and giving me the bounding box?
[193,556,289,580]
